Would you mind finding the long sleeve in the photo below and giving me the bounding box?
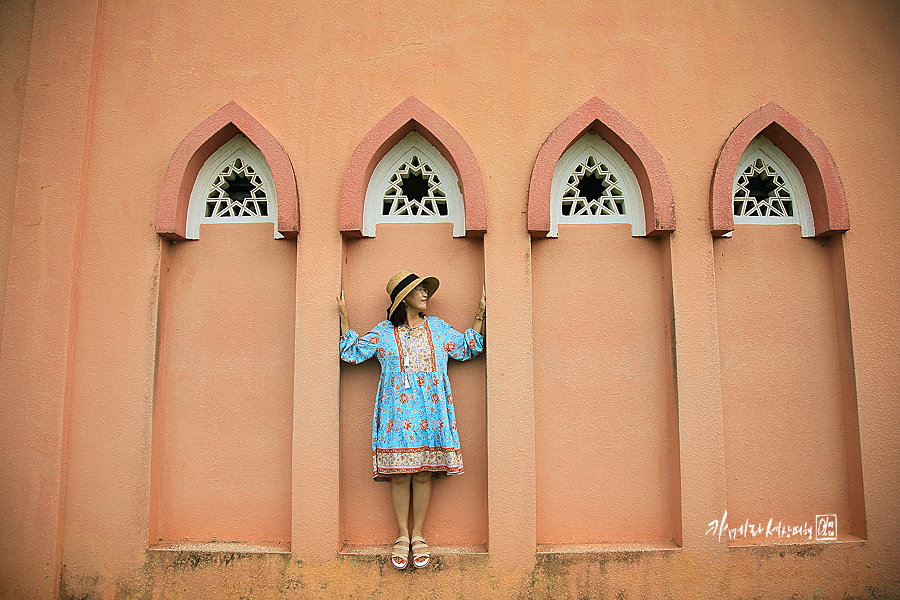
[442,322,484,362]
[339,327,381,364]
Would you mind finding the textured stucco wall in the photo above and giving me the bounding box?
[153,224,296,544]
[533,224,678,546]
[0,0,35,339]
[1,0,899,598]
[716,225,860,538]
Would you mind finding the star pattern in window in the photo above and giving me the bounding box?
[734,158,793,218]
[561,155,626,217]
[382,155,448,217]
[205,157,269,219]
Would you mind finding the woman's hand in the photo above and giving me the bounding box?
[471,286,486,334]
[338,290,350,336]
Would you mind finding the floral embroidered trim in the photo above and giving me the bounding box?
[393,322,437,373]
[424,320,437,369]
[373,446,464,481]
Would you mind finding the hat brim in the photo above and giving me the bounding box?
[388,276,439,320]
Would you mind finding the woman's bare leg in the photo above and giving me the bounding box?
[391,474,412,537]
[410,472,433,538]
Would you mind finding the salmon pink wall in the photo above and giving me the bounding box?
[0,0,34,338]
[715,225,864,540]
[532,225,678,546]
[152,224,295,545]
[0,0,101,597]
[1,0,899,598]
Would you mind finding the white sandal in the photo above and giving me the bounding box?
[391,536,410,570]
[411,535,430,568]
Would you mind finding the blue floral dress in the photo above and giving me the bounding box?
[340,316,484,481]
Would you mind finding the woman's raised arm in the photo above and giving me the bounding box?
[338,290,351,336]
[471,287,486,334]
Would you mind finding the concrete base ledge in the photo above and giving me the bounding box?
[340,544,488,557]
[149,541,291,555]
[727,534,866,550]
[537,541,681,555]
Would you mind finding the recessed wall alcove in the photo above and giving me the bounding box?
[528,98,681,549]
[338,98,488,551]
[150,103,297,550]
[711,103,864,545]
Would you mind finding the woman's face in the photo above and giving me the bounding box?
[403,284,429,313]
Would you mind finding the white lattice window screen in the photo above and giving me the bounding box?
[205,158,269,219]
[562,155,626,218]
[363,132,465,237]
[382,154,448,218]
[186,134,282,239]
[734,159,793,218]
[732,136,813,236]
[549,133,646,237]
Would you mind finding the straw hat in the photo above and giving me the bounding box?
[386,269,440,319]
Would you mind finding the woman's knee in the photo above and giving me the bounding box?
[412,472,432,485]
[391,474,412,486]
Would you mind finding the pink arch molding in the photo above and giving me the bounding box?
[340,96,487,237]
[156,101,299,240]
[528,97,675,237]
[710,102,849,237]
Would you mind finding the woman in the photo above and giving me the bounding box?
[338,269,485,569]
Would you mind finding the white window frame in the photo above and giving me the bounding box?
[363,131,465,237]
[732,136,814,237]
[186,134,282,240]
[549,132,646,238]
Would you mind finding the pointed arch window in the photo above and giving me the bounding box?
[732,136,814,237]
[186,134,282,239]
[362,131,465,237]
[549,133,646,237]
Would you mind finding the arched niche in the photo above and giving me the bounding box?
[710,102,849,237]
[712,104,864,543]
[528,97,675,238]
[156,101,299,240]
[151,103,298,549]
[338,99,487,551]
[340,96,486,238]
[530,99,680,548]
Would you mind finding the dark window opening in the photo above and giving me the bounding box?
[576,171,608,203]
[746,172,776,203]
[401,171,431,204]
[746,172,792,216]
[224,174,254,203]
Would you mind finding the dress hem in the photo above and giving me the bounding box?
[373,466,464,482]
